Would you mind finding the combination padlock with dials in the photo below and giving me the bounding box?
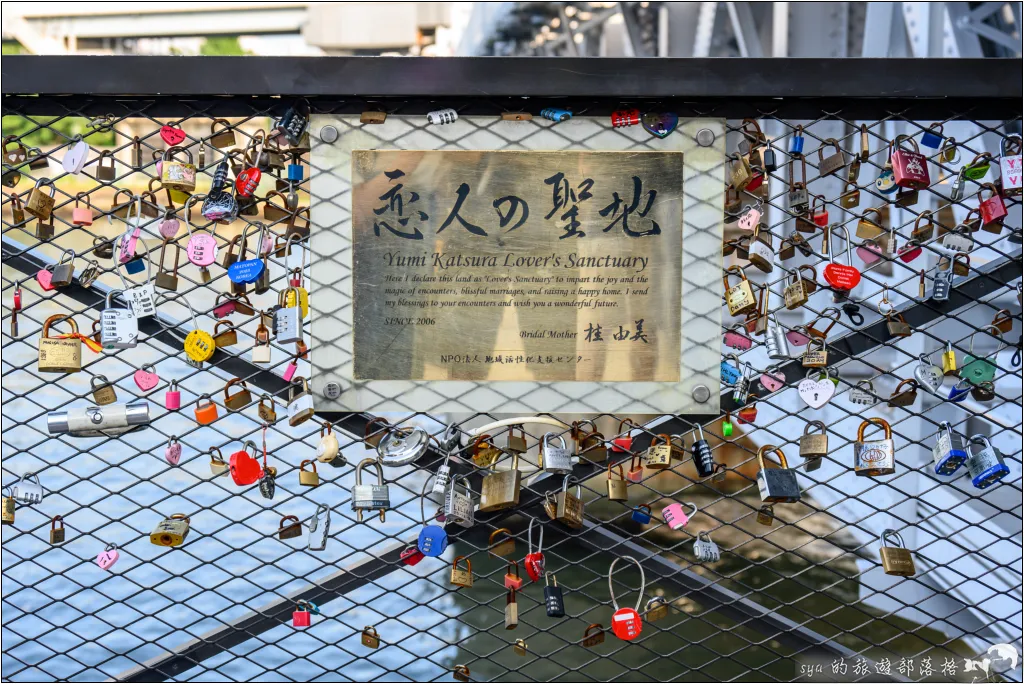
[101,289,138,350]
[662,502,698,530]
[274,287,303,343]
[932,421,968,476]
[879,529,916,576]
[854,418,895,477]
[116,238,156,318]
[150,513,190,547]
[693,532,721,562]
[540,432,574,474]
[352,458,389,522]
[544,572,565,617]
[608,556,645,641]
[11,472,43,504]
[756,445,801,503]
[479,451,522,512]
[690,424,719,479]
[766,314,790,361]
[306,503,330,551]
[799,420,828,471]
[966,434,1009,489]
[441,475,473,529]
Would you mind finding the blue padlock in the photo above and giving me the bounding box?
[966,435,1009,489]
[417,523,448,557]
[288,162,303,183]
[541,107,572,122]
[947,379,971,403]
[920,123,944,149]
[631,504,652,525]
[788,125,805,157]
[124,258,144,275]
[721,358,742,385]
[932,421,968,476]
[226,224,266,285]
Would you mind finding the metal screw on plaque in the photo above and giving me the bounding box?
[323,382,342,399]
[320,125,339,144]
[692,384,711,403]
[696,128,715,147]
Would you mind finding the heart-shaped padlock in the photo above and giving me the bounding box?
[62,138,90,174]
[760,368,786,393]
[36,267,54,291]
[898,242,922,263]
[165,437,182,466]
[641,112,678,139]
[786,327,811,347]
[134,364,159,392]
[235,167,262,197]
[160,125,187,146]
[798,376,835,409]
[96,544,120,570]
[914,356,944,394]
[737,205,761,231]
[230,442,263,486]
[158,215,180,239]
[823,263,861,290]
[856,241,883,264]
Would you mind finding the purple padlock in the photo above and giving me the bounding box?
[662,502,698,531]
[96,543,120,570]
[165,436,182,465]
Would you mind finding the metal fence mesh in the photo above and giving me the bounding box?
[1,92,1021,683]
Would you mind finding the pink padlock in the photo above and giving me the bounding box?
[186,230,218,267]
[165,436,182,465]
[736,204,760,231]
[662,502,698,531]
[283,358,298,382]
[158,210,181,239]
[134,364,159,392]
[96,543,120,570]
[760,368,786,393]
[72,193,94,226]
[36,267,55,291]
[119,226,141,264]
[212,294,236,319]
[165,380,181,410]
[786,326,811,347]
[724,329,753,351]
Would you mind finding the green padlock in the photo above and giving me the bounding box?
[959,326,1002,385]
[722,414,734,438]
[962,152,992,181]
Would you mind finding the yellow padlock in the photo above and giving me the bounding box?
[941,341,957,376]
[179,297,216,363]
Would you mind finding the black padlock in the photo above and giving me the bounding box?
[760,142,778,173]
[273,99,311,147]
[544,572,565,618]
[691,424,717,478]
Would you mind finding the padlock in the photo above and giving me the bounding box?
[443,475,474,528]
[352,458,389,522]
[693,532,721,562]
[1000,134,1022,196]
[222,378,252,411]
[555,476,584,528]
[581,624,605,648]
[210,321,238,349]
[194,393,219,425]
[886,312,912,338]
[150,513,190,547]
[25,178,56,220]
[540,432,574,474]
[690,424,718,479]
[205,448,228,477]
[361,626,380,650]
[932,265,954,302]
[96,543,120,570]
[920,122,945,148]
[746,223,775,274]
[978,182,1008,228]
[449,555,473,587]
[227,440,262,486]
[645,596,670,622]
[165,435,182,465]
[292,600,317,627]
[131,363,158,393]
[765,314,790,361]
[788,125,805,157]
[49,515,66,544]
[856,207,884,240]
[783,269,808,310]
[799,420,828,471]
[608,556,644,641]
[966,434,1009,489]
[453,665,471,683]
[822,224,861,291]
[839,181,860,209]
[521,516,545,581]
[606,463,628,501]
[802,337,829,368]
[487,528,516,558]
[644,433,672,470]
[315,422,344,467]
[662,501,697,530]
[971,381,996,402]
[940,224,974,253]
[38,314,83,374]
[91,375,117,405]
[10,473,43,505]
[886,377,918,408]
[272,99,311,146]
[756,445,801,503]
[890,135,930,189]
[631,504,652,525]
[627,454,644,482]
[479,451,521,512]
[610,418,636,454]
[278,515,304,541]
[288,377,315,427]
[853,417,896,477]
[960,326,1002,385]
[298,459,319,487]
[879,529,916,577]
[274,287,303,343]
[932,421,969,476]
[573,420,606,462]
[533,572,564,618]
[228,223,268,286]
[849,380,877,406]
[418,514,448,557]
[153,239,181,291]
[306,503,330,552]
[503,560,524,590]
[788,164,809,208]
[253,394,276,424]
[504,587,519,630]
[816,138,845,176]
[723,266,757,316]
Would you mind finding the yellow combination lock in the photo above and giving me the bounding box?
[941,341,957,376]
[176,297,216,363]
[285,270,309,319]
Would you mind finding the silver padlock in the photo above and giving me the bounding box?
[444,475,474,528]
[352,458,390,522]
[766,314,790,360]
[854,418,895,477]
[432,454,453,495]
[274,287,302,343]
[940,225,973,253]
[932,266,954,302]
[287,377,315,427]
[11,472,43,504]
[377,427,430,466]
[932,421,968,476]
[540,432,574,474]
[693,532,720,562]
[307,503,330,551]
[966,434,1009,489]
[50,248,76,287]
[118,238,156,318]
[101,289,139,350]
[732,361,752,402]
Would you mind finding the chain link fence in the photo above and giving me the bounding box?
[1,58,1021,682]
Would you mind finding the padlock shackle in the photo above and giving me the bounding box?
[542,431,567,452]
[561,474,581,498]
[880,528,906,549]
[607,555,646,612]
[857,417,892,442]
[506,559,520,578]
[42,313,78,337]
[489,528,513,547]
[756,444,789,470]
[804,420,827,436]
[607,462,625,480]
[452,555,471,573]
[528,516,543,554]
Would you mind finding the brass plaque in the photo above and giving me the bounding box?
[352,150,683,382]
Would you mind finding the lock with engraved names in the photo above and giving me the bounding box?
[891,135,930,189]
[933,421,969,476]
[96,543,120,570]
[854,418,895,476]
[150,513,190,547]
[756,446,800,503]
[352,458,389,522]
[816,138,846,176]
[555,475,584,528]
[879,529,916,576]
[802,337,829,368]
[91,375,118,405]
[479,451,521,512]
[966,434,1009,489]
[644,433,672,470]
[783,269,808,310]
[723,266,757,316]
[450,556,473,587]
[38,314,83,374]
[443,475,474,528]
[540,432,574,474]
[608,556,645,641]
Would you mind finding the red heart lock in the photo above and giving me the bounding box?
[160,125,187,146]
[230,445,263,486]
[524,552,545,582]
[133,365,159,392]
[36,268,54,291]
[823,263,861,290]
[235,167,261,198]
[898,242,922,263]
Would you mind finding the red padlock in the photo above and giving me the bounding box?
[737,395,758,424]
[811,194,828,226]
[160,125,187,146]
[979,183,1008,226]
[626,454,644,483]
[610,109,640,128]
[292,600,316,627]
[229,440,263,485]
[524,517,545,582]
[235,167,261,198]
[890,135,930,189]
[610,418,636,453]
[822,224,861,291]
[504,560,524,590]
[400,545,425,566]
[72,193,93,226]
[608,556,644,641]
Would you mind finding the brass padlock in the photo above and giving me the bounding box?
[364,417,391,449]
[991,309,1013,335]
[209,119,237,149]
[209,448,229,477]
[783,269,808,310]
[879,529,915,576]
[91,375,117,405]
[298,459,320,487]
[223,378,252,410]
[574,420,606,462]
[756,504,775,526]
[258,394,277,423]
[25,178,56,220]
[554,476,584,529]
[888,379,918,408]
[886,312,912,338]
[450,555,473,587]
[856,207,884,239]
[279,515,303,539]
[453,665,470,682]
[361,626,380,649]
[606,463,628,501]
[854,418,896,476]
[729,153,753,189]
[150,513,190,547]
[2,492,15,525]
[155,239,181,291]
[479,452,521,512]
[471,434,503,467]
[488,528,516,557]
[506,425,528,454]
[504,587,519,630]
[801,338,828,368]
[799,420,828,470]
[723,266,757,317]
[581,624,605,648]
[645,596,670,622]
[839,181,860,209]
[38,314,82,374]
[513,639,528,656]
[644,433,672,470]
[747,223,775,273]
[213,321,238,347]
[50,515,65,544]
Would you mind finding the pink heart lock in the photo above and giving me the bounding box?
[737,205,761,231]
[856,241,883,265]
[260,235,274,257]
[134,364,159,392]
[96,544,120,570]
[160,125,187,146]
[760,369,787,393]
[165,437,182,465]
[662,502,698,531]
[724,329,753,351]
[158,215,181,239]
[36,268,55,291]
[787,327,812,347]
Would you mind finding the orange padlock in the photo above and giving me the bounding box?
[194,393,219,425]
[626,454,644,483]
[737,394,758,424]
